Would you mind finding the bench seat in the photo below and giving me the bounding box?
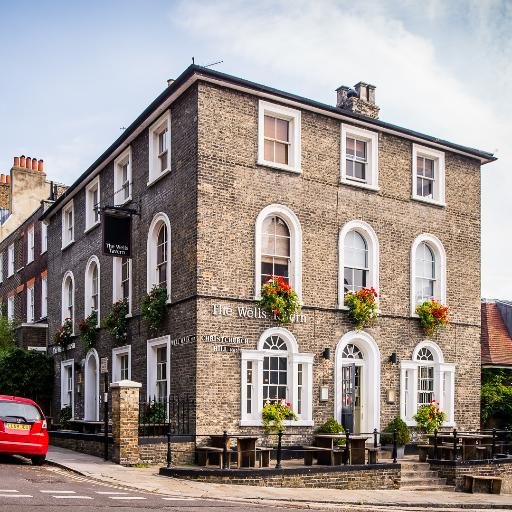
[463,475,502,494]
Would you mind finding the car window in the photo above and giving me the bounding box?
[0,401,42,422]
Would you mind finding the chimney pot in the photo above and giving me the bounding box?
[20,155,25,167]
[6,175,11,185]
[167,79,175,87]
[26,157,31,169]
[31,158,38,171]
[13,156,19,167]
[38,159,44,173]
[0,175,4,184]
[336,82,379,119]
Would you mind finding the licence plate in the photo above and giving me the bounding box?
[6,423,30,430]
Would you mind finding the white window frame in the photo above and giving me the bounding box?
[412,144,445,206]
[112,345,132,382]
[0,253,3,282]
[7,244,14,277]
[84,255,100,325]
[60,359,74,418]
[114,146,132,206]
[146,335,171,400]
[113,257,132,315]
[146,212,171,296]
[41,275,47,318]
[27,225,35,264]
[61,270,75,331]
[257,100,301,173]
[26,284,35,323]
[7,295,14,321]
[40,221,48,254]
[85,177,101,232]
[400,340,455,427]
[338,220,379,308]
[254,204,302,300]
[62,200,74,249]
[148,111,171,185]
[340,124,379,191]
[410,233,446,315]
[240,327,314,427]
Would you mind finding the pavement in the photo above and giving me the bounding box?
[47,445,512,510]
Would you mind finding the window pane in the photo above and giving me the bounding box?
[264,139,274,161]
[273,261,289,278]
[275,236,290,257]
[346,137,355,156]
[274,217,289,237]
[274,142,288,165]
[354,161,366,180]
[424,158,434,178]
[346,159,354,176]
[275,118,289,142]
[344,267,353,293]
[356,140,366,159]
[264,115,275,138]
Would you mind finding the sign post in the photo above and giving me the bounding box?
[101,357,109,461]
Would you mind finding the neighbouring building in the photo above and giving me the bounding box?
[41,65,495,434]
[0,156,66,350]
[481,299,512,368]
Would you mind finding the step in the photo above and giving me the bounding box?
[400,485,455,491]
[401,470,439,479]
[400,477,447,487]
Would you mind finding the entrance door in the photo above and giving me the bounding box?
[84,351,99,421]
[341,363,355,433]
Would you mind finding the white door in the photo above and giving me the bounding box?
[84,351,99,421]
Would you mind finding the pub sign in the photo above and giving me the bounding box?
[103,211,132,257]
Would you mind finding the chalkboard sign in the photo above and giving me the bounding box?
[103,211,132,257]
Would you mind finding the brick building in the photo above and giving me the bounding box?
[41,65,495,433]
[0,156,66,349]
[481,300,512,368]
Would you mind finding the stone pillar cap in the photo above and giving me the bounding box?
[110,380,142,389]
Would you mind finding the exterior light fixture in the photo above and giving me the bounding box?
[322,348,331,360]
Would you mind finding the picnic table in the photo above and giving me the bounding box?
[426,433,494,461]
[304,434,371,466]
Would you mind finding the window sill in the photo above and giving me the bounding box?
[240,419,314,427]
[411,195,446,208]
[84,222,100,235]
[114,197,133,207]
[62,240,75,251]
[41,249,47,255]
[337,305,349,311]
[340,178,379,192]
[27,258,34,266]
[257,159,301,175]
[147,168,171,187]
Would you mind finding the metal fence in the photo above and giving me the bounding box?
[138,395,194,437]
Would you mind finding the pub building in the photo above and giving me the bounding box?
[41,65,495,436]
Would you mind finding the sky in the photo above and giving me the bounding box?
[0,0,510,299]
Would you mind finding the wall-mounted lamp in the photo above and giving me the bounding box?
[322,348,331,360]
[389,352,399,364]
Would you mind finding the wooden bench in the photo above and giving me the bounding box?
[302,445,342,466]
[366,447,379,465]
[256,447,272,468]
[463,475,502,494]
[196,446,232,468]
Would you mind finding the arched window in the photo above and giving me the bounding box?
[61,271,75,330]
[400,341,455,426]
[85,256,100,324]
[241,327,313,426]
[411,234,446,313]
[338,220,379,307]
[147,213,171,294]
[255,205,302,299]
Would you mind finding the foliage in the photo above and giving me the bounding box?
[141,286,168,333]
[0,348,54,413]
[481,369,512,427]
[0,315,17,353]
[344,287,378,330]
[77,312,98,350]
[103,300,129,345]
[316,417,346,446]
[140,401,166,424]
[59,405,72,427]
[258,276,301,324]
[415,300,449,337]
[381,417,411,446]
[413,400,446,433]
[261,399,297,434]
[53,319,73,351]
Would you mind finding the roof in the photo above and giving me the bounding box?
[481,301,512,367]
[40,64,497,221]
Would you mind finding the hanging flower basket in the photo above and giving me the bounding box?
[413,400,446,433]
[141,286,168,333]
[102,299,129,345]
[344,287,378,330]
[77,312,98,350]
[54,318,73,351]
[415,299,449,337]
[258,276,301,324]
[261,399,297,434]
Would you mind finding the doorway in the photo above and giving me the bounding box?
[84,349,99,421]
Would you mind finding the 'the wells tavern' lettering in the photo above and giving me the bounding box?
[211,304,306,323]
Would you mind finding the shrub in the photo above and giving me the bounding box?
[140,402,166,424]
[141,286,168,333]
[77,312,98,350]
[59,405,72,427]
[481,369,512,427]
[415,300,449,337]
[344,287,378,330]
[0,315,16,353]
[316,417,346,446]
[261,400,297,433]
[381,417,410,446]
[103,300,129,345]
[414,400,446,433]
[258,276,301,324]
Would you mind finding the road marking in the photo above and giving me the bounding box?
[109,496,146,500]
[53,495,93,499]
[95,491,129,495]
[40,490,76,494]
[0,490,19,492]
[0,494,33,498]
[162,497,196,501]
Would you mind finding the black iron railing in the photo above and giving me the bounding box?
[138,395,194,437]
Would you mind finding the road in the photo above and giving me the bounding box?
[0,454,319,511]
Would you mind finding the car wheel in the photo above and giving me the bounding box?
[31,455,46,466]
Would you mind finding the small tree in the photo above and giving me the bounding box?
[0,315,16,352]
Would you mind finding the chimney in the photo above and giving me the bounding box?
[167,79,175,87]
[31,158,37,171]
[5,175,10,184]
[26,157,31,169]
[336,81,380,119]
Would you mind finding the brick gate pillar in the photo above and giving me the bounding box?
[110,380,142,465]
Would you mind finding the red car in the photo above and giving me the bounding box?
[0,395,48,465]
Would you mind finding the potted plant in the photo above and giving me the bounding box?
[102,300,129,345]
[344,287,378,330]
[381,417,410,459]
[139,401,167,436]
[414,400,446,433]
[261,399,297,434]
[77,311,98,350]
[141,286,168,333]
[258,276,301,324]
[415,300,449,337]
[54,318,73,352]
[316,417,346,446]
